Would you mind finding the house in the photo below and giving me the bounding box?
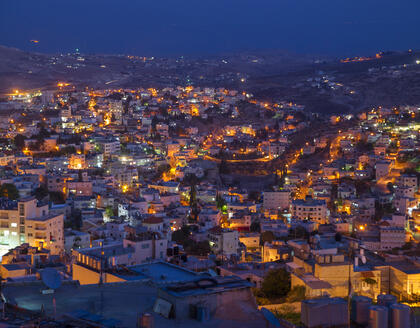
[291,197,328,224]
[64,229,90,253]
[263,190,290,210]
[208,227,239,258]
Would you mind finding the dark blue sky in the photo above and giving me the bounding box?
[1,0,419,57]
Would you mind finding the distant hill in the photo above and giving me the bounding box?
[1,45,419,114]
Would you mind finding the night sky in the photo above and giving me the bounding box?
[1,0,419,57]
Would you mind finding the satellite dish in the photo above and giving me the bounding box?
[41,268,62,290]
[261,307,281,327]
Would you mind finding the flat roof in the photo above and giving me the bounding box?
[161,276,253,298]
[128,262,204,284]
[3,279,264,327]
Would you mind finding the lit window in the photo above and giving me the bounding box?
[11,223,17,228]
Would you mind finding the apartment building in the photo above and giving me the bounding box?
[0,197,64,256]
[263,190,290,210]
[292,197,328,223]
[208,227,239,257]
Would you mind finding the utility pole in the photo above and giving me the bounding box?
[347,248,353,327]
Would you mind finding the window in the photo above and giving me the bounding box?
[11,223,17,228]
[11,232,17,236]
[141,243,150,249]
[19,204,25,216]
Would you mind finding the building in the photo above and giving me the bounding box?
[263,190,290,210]
[292,197,328,223]
[262,241,291,262]
[208,227,239,257]
[379,225,405,250]
[73,231,168,285]
[375,160,392,180]
[0,197,64,256]
[2,273,265,327]
[289,253,381,299]
[64,229,90,253]
[68,153,86,170]
[399,174,418,189]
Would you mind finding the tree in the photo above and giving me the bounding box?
[0,183,19,200]
[260,231,275,245]
[248,191,261,202]
[155,164,171,180]
[14,134,26,150]
[286,286,306,302]
[105,206,115,218]
[185,174,199,221]
[218,159,230,175]
[49,191,65,204]
[34,185,49,201]
[216,194,227,211]
[70,209,82,230]
[250,221,261,233]
[261,268,291,299]
[386,182,394,194]
[335,232,342,242]
[73,236,82,249]
[172,226,190,244]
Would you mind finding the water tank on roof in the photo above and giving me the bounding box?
[369,305,388,328]
[351,295,372,326]
[137,313,154,328]
[377,294,397,308]
[390,303,410,328]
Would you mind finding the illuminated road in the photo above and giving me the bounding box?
[203,155,272,163]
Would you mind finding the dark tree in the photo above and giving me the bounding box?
[34,185,49,201]
[218,159,230,175]
[335,232,342,242]
[0,184,19,200]
[250,221,261,233]
[260,231,275,245]
[14,134,26,150]
[261,268,291,299]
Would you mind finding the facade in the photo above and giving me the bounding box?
[292,197,328,223]
[263,190,290,210]
[379,226,406,250]
[73,232,168,285]
[208,227,239,257]
[64,229,91,253]
[0,197,64,256]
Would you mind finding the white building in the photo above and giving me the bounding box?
[208,227,239,257]
[0,197,64,256]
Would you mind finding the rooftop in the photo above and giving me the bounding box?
[3,278,264,328]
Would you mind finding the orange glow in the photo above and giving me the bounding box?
[191,104,199,116]
[57,82,70,88]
